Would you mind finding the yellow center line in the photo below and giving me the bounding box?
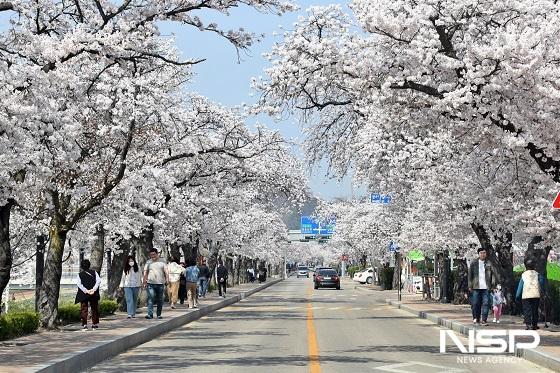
[306,287,321,373]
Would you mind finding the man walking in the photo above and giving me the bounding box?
[143,248,169,319]
[468,248,495,326]
[197,259,210,298]
[217,260,228,298]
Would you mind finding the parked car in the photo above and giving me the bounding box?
[353,267,374,284]
[297,265,309,278]
[314,268,340,290]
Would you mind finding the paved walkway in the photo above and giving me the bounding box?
[0,279,281,373]
[354,283,560,371]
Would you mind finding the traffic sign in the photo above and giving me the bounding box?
[388,241,399,252]
[371,193,392,204]
[300,216,335,236]
[554,192,560,209]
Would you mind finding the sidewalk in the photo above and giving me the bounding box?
[354,283,560,372]
[0,278,282,373]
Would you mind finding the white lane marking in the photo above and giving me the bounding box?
[373,361,468,373]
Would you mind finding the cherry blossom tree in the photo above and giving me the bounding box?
[1,0,296,325]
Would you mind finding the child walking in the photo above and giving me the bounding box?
[492,284,506,323]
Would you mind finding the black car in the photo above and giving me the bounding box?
[314,269,340,290]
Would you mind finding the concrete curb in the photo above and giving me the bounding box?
[385,299,560,372]
[31,279,283,373]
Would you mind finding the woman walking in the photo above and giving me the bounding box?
[75,259,101,330]
[167,257,185,309]
[120,255,142,318]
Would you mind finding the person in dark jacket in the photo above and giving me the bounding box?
[178,262,187,304]
[216,260,228,298]
[75,259,101,330]
[468,248,495,326]
[198,259,210,298]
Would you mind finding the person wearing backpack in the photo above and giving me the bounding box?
[185,259,200,308]
[75,259,101,330]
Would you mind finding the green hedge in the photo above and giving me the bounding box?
[548,280,560,324]
[0,312,39,341]
[58,299,119,324]
[347,265,363,278]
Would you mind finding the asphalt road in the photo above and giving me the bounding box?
[90,278,551,373]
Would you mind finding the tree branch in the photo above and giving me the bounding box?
[390,80,444,99]
[0,1,13,12]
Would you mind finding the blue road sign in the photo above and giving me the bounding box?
[371,193,392,204]
[388,241,399,252]
[370,193,381,203]
[301,216,335,236]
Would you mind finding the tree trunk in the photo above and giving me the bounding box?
[227,257,234,287]
[90,224,105,273]
[0,201,14,307]
[235,256,242,285]
[493,231,515,313]
[182,236,198,265]
[169,242,181,262]
[106,241,128,299]
[439,250,451,303]
[38,215,69,328]
[131,225,154,268]
[452,253,469,305]
[35,234,47,312]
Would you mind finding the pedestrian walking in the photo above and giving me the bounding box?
[217,260,228,298]
[143,248,169,319]
[247,267,255,283]
[516,259,545,330]
[75,259,101,330]
[167,257,185,309]
[491,284,506,323]
[468,248,495,326]
[179,262,187,305]
[197,259,210,298]
[120,255,142,318]
[185,259,200,308]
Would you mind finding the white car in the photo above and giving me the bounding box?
[353,267,374,284]
[297,265,309,278]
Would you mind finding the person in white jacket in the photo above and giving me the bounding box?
[167,257,186,309]
[120,255,142,318]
